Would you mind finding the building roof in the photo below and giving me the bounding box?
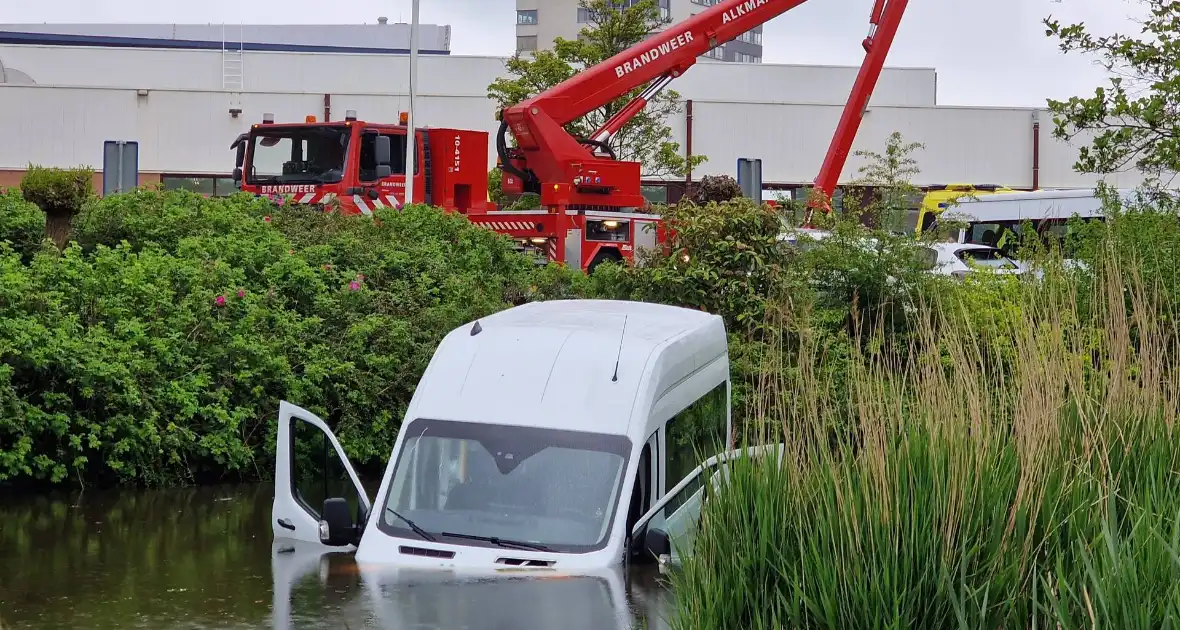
[0,22,451,55]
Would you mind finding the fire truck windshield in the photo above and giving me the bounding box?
[246,126,349,185]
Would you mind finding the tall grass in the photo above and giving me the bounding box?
[671,247,1180,628]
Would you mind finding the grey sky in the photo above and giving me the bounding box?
[5,0,1146,107]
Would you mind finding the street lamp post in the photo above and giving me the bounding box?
[403,0,420,206]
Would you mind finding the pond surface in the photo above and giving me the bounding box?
[0,484,675,629]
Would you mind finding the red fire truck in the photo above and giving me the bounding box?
[233,0,909,272]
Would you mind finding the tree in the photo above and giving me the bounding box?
[1044,2,1180,184]
[850,131,925,233]
[488,0,707,179]
[685,174,743,205]
[20,164,95,250]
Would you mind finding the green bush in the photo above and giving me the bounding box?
[19,164,94,250]
[0,189,541,487]
[0,189,48,261]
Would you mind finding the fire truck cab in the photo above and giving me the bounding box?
[232,110,489,216]
[232,111,663,273]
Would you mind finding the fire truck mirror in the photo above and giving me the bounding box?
[232,167,242,184]
[375,135,392,168]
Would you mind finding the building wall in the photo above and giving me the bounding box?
[0,44,936,106]
[0,22,453,54]
[0,83,1146,190]
[516,0,762,61]
[0,169,160,194]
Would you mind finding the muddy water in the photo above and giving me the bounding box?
[0,484,675,629]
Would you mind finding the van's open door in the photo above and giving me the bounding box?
[629,444,783,566]
[273,400,372,546]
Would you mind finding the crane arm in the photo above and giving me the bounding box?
[499,0,909,217]
[501,0,812,190]
[811,0,909,207]
[511,0,809,131]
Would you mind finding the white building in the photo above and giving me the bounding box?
[0,28,1147,200]
[516,0,763,63]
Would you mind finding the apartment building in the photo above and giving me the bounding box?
[516,0,763,63]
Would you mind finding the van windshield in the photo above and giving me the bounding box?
[377,419,632,553]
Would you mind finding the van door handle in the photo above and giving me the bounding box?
[277,518,296,531]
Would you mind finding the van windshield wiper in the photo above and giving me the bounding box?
[440,531,551,552]
[386,508,436,542]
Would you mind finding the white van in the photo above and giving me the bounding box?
[271,299,732,572]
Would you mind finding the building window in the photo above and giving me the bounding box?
[581,0,667,22]
[516,35,538,52]
[161,175,237,197]
[516,9,538,25]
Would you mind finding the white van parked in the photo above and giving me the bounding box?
[272,299,733,572]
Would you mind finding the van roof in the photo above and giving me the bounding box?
[405,300,728,439]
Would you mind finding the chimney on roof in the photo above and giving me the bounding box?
[377,16,389,24]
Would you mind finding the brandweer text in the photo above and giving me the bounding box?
[614,31,695,78]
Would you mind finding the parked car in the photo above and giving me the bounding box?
[916,242,1026,278]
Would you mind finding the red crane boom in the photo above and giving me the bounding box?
[498,0,909,213]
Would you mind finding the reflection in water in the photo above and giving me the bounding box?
[0,484,675,629]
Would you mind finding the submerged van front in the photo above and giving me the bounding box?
[364,417,633,568]
[272,299,731,573]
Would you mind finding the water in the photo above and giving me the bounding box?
[0,484,675,629]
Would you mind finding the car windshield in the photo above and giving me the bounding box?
[246,126,349,185]
[958,247,1018,269]
[378,419,632,553]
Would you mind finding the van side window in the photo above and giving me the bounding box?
[664,382,728,509]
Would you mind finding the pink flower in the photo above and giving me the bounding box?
[275,197,286,206]
[323,264,333,271]
[214,295,226,307]
[237,289,246,298]
[348,281,361,291]
[263,216,272,223]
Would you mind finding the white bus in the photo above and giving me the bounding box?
[944,188,1129,256]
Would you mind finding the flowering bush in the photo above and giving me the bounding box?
[0,189,540,487]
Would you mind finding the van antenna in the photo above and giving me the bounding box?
[611,315,628,382]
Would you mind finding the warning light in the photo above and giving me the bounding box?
[305,115,317,123]
[399,111,409,125]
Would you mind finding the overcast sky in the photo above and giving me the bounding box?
[4,0,1148,107]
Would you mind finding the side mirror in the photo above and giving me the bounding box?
[319,497,359,547]
[644,527,672,560]
[232,167,243,184]
[375,135,392,167]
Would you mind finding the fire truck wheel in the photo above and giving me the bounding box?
[587,249,623,275]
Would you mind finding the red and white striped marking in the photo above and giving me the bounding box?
[348,193,406,215]
[479,220,538,231]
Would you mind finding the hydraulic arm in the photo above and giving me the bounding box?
[498,0,909,213]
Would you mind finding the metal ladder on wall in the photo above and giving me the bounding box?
[221,23,244,92]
